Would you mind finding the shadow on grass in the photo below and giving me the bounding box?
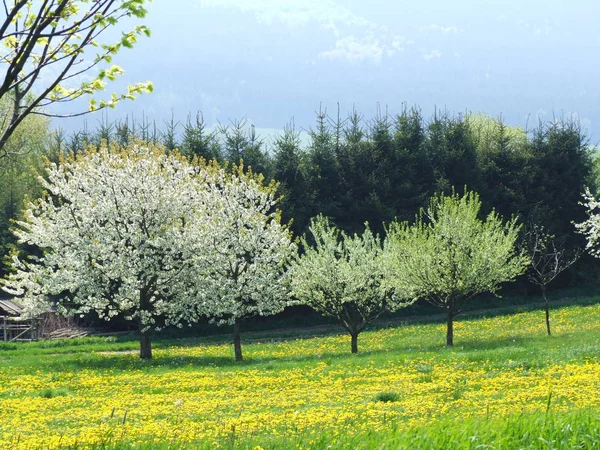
[10,298,600,373]
[39,353,258,372]
[380,294,600,329]
[32,328,595,373]
[37,335,523,372]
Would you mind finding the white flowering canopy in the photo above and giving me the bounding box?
[3,144,213,329]
[575,188,600,257]
[198,166,297,325]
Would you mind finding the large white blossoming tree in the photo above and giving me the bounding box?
[384,190,529,346]
[290,215,406,354]
[2,143,212,359]
[199,166,297,361]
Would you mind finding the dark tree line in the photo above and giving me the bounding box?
[4,106,596,286]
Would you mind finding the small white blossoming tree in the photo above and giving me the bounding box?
[575,188,600,254]
[199,166,297,361]
[385,190,529,346]
[290,215,405,354]
[2,143,212,359]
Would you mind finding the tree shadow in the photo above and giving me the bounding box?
[27,330,567,375]
[25,299,598,373]
[37,352,264,372]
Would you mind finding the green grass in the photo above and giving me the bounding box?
[374,391,401,403]
[1,297,600,449]
[95,410,600,450]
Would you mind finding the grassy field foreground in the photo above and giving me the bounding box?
[1,302,600,449]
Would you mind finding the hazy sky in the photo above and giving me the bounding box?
[57,0,600,141]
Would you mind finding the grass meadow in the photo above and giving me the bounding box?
[1,299,600,449]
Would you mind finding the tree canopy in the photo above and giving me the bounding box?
[199,164,297,361]
[3,143,213,358]
[1,105,595,342]
[384,190,529,346]
[0,0,153,154]
[291,215,405,353]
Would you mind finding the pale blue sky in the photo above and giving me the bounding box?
[57,0,600,142]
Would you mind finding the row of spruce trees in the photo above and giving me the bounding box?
[3,105,596,288]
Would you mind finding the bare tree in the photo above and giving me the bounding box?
[0,0,153,156]
[525,225,581,335]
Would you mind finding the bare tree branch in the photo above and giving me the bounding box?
[523,224,581,335]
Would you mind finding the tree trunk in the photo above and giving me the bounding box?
[351,332,358,354]
[139,290,153,359]
[233,320,243,361]
[140,328,152,359]
[543,286,551,336]
[446,307,454,346]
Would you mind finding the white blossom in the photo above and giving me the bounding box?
[575,188,600,257]
[198,167,297,323]
[193,166,297,360]
[2,144,213,341]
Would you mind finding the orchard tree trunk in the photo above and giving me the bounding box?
[542,285,551,336]
[233,320,243,361]
[139,290,153,359]
[350,332,359,354]
[446,306,454,347]
[140,329,152,359]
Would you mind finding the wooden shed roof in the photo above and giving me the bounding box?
[0,299,23,317]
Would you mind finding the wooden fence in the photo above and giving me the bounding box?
[1,316,38,342]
